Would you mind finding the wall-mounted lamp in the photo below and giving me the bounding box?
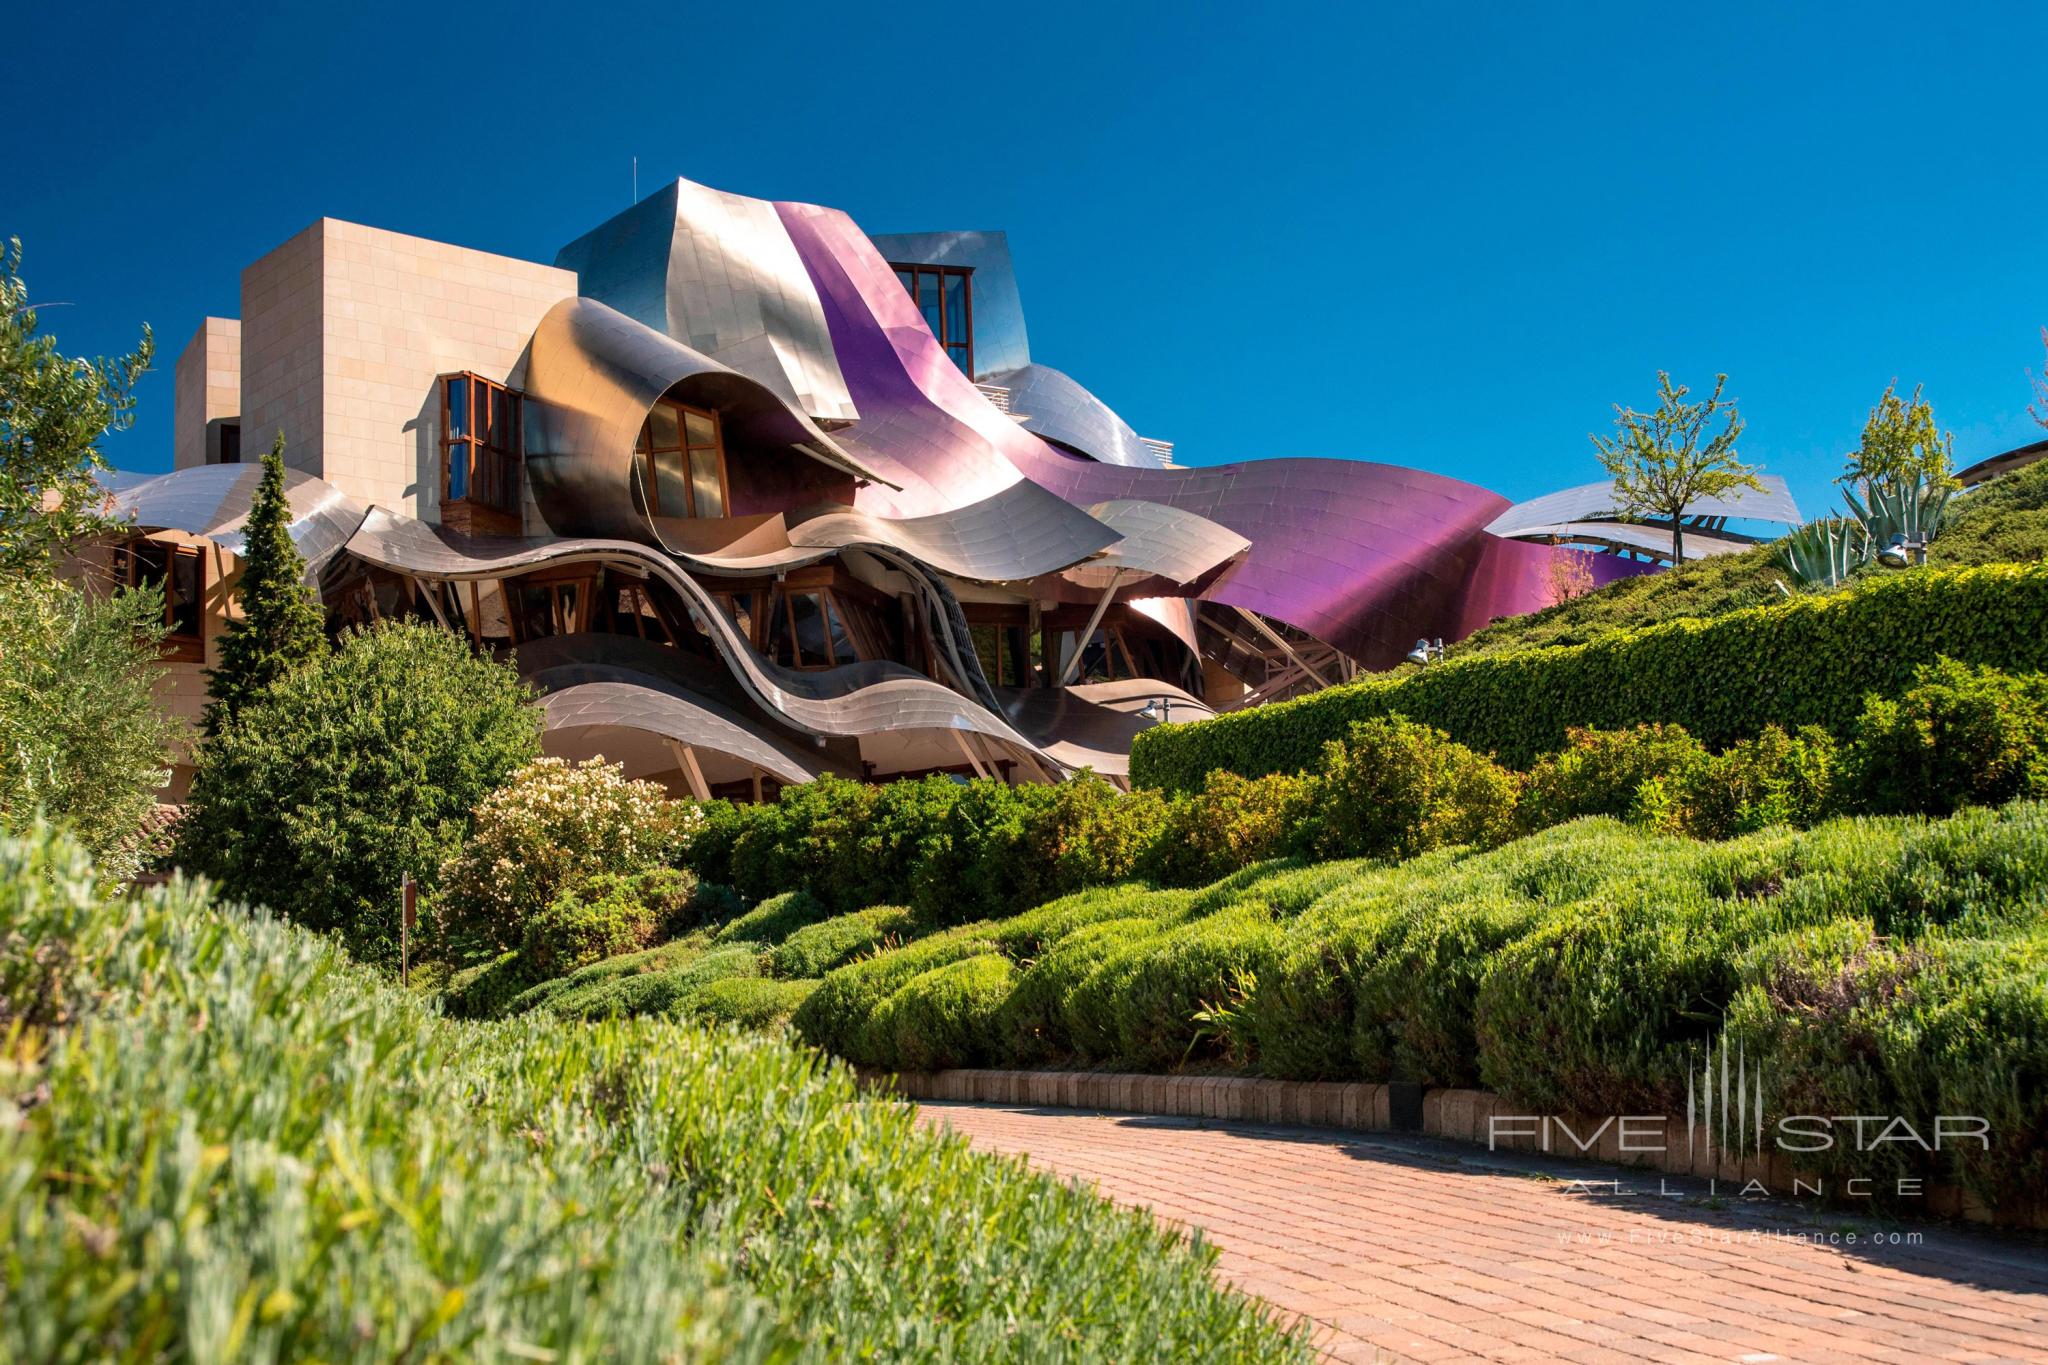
[1405,637,1446,666]
[1138,696,1174,724]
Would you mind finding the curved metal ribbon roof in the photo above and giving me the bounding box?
[776,198,1560,667]
[1485,476,1802,539]
[1498,520,1766,560]
[521,296,892,545]
[785,481,1118,584]
[995,679,1214,778]
[108,462,368,577]
[342,507,1055,767]
[982,362,1168,470]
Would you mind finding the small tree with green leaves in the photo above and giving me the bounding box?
[202,433,326,734]
[0,237,153,579]
[1591,371,1761,564]
[1842,380,1955,495]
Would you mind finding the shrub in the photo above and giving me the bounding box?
[1657,724,1839,838]
[713,889,829,946]
[867,954,1019,1071]
[503,935,712,1016]
[999,915,1162,1064]
[0,824,1307,1361]
[684,976,820,1030]
[1351,892,1548,1088]
[1474,872,1785,1115]
[793,930,997,1060]
[1022,776,1171,901]
[770,905,917,979]
[542,942,764,1022]
[1062,904,1285,1071]
[0,576,176,878]
[1516,724,1709,830]
[435,756,696,959]
[520,867,697,980]
[680,797,754,888]
[1130,563,2048,791]
[442,949,532,1020]
[1146,770,1315,886]
[176,621,540,965]
[1842,658,2048,815]
[729,775,878,906]
[1312,716,1519,860]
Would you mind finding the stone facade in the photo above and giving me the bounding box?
[171,317,241,470]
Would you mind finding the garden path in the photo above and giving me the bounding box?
[917,1102,2048,1364]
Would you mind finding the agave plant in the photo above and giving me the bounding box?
[1777,517,1870,590]
[1843,472,1953,563]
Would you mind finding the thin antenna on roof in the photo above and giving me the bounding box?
[632,156,637,203]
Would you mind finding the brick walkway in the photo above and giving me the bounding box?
[918,1102,2048,1364]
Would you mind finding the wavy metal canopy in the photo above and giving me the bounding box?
[108,463,367,578]
[1485,476,1802,540]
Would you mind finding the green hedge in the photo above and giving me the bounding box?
[1131,564,2048,790]
[0,823,1309,1361]
[790,803,2048,1209]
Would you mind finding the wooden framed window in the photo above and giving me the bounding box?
[119,537,205,661]
[637,397,729,519]
[890,263,973,378]
[440,372,523,525]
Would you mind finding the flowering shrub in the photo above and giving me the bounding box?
[435,757,700,958]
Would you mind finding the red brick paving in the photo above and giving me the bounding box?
[918,1102,2048,1364]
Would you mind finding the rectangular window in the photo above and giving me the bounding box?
[439,372,523,516]
[888,263,974,378]
[636,397,729,519]
[121,538,205,654]
[217,422,241,465]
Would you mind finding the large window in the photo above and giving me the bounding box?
[440,373,523,517]
[118,537,205,660]
[637,397,728,519]
[891,263,973,377]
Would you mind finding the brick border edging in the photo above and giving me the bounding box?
[861,1067,2046,1231]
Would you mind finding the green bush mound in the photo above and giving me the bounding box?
[683,976,821,1030]
[540,942,766,1023]
[1131,563,2048,790]
[713,888,830,946]
[865,954,1020,1072]
[791,803,2048,1208]
[769,904,918,979]
[0,825,1306,1361]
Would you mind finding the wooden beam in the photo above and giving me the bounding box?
[667,741,711,801]
[1058,569,1124,687]
[952,730,992,779]
[1234,606,1331,689]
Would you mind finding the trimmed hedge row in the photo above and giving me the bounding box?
[790,803,2048,1210]
[1131,564,2048,791]
[1,824,1306,1360]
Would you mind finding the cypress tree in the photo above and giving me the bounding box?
[202,433,327,734]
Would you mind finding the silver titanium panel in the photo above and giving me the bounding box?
[1489,520,1766,560]
[995,679,1214,779]
[866,230,1030,380]
[1485,475,1802,537]
[787,479,1119,584]
[982,362,1168,470]
[557,178,858,424]
[343,508,1051,763]
[1069,500,1250,588]
[522,296,890,542]
[108,462,368,579]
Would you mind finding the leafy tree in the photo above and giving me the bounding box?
[1591,372,1761,563]
[2032,326,2048,431]
[175,621,541,965]
[1842,379,1955,495]
[201,433,325,734]
[0,575,176,878]
[0,237,153,578]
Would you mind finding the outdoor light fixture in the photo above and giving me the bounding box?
[1405,637,1446,666]
[1138,696,1174,724]
[1878,533,1927,569]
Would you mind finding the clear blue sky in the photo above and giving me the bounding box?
[9,1,2048,519]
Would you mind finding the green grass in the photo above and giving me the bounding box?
[0,823,1311,1361]
[1448,458,2048,659]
